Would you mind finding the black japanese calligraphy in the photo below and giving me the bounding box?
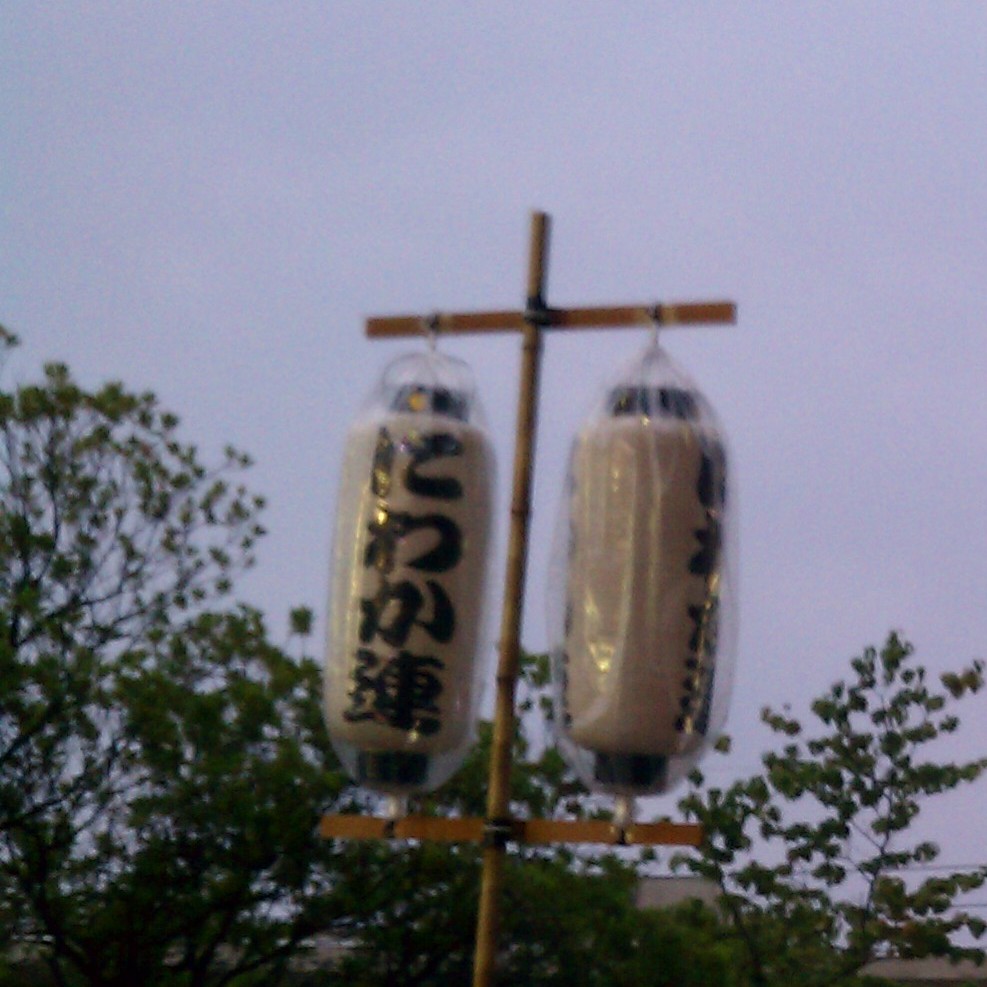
[371,427,465,501]
[679,439,727,735]
[359,577,455,647]
[405,432,464,500]
[345,423,469,735]
[689,441,726,577]
[364,510,462,573]
[343,648,444,735]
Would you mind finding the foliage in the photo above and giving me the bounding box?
[5,334,986,985]
[0,338,735,985]
[676,632,987,987]
[327,686,743,987]
[0,337,351,986]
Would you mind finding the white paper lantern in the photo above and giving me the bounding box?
[548,341,736,796]
[325,350,495,794]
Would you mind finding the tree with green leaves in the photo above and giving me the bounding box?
[7,331,985,986]
[326,655,746,987]
[328,634,987,987]
[676,632,987,987]
[0,334,737,986]
[0,331,351,986]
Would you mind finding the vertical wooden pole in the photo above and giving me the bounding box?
[471,211,550,987]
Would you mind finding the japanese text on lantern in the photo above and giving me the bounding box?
[680,435,726,735]
[344,427,464,736]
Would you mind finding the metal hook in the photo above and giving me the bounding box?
[383,794,407,837]
[422,312,440,351]
[648,304,663,348]
[610,796,636,845]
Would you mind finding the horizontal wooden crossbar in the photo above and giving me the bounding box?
[319,814,703,847]
[366,301,736,338]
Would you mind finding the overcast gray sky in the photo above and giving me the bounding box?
[4,3,986,887]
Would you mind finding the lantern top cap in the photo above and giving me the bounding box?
[370,349,485,425]
[588,340,719,428]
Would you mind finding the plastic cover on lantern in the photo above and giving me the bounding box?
[324,348,496,794]
[546,339,737,797]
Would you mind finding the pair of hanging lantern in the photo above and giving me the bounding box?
[324,334,735,800]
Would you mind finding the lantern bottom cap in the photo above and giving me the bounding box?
[356,750,430,789]
[593,752,669,793]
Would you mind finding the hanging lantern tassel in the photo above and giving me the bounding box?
[324,349,495,794]
[549,339,736,798]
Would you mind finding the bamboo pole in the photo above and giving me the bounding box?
[471,211,550,987]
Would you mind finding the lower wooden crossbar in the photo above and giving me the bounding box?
[319,814,702,847]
